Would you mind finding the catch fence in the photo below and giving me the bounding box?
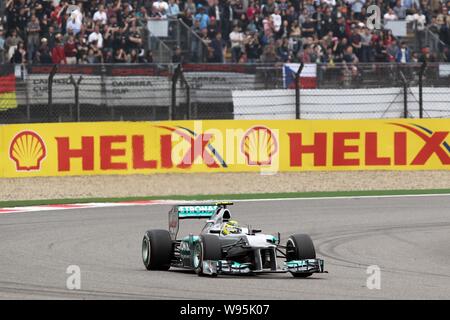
[0,62,449,123]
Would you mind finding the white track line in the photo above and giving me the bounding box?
[230,193,450,202]
[1,192,449,214]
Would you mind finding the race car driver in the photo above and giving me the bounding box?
[221,220,241,235]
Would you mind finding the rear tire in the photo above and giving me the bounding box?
[194,235,222,276]
[286,234,316,278]
[142,229,173,271]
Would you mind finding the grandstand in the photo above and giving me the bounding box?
[0,0,449,64]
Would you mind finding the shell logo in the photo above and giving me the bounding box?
[241,126,278,166]
[9,131,47,171]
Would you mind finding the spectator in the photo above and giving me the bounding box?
[301,44,313,63]
[36,38,52,64]
[245,32,262,63]
[11,41,26,64]
[419,46,437,62]
[263,15,274,40]
[209,0,221,22]
[343,45,358,64]
[26,14,41,62]
[221,0,235,41]
[349,25,363,61]
[0,30,5,64]
[396,42,411,63]
[5,30,23,62]
[42,25,57,50]
[229,25,244,62]
[172,46,184,63]
[276,38,290,62]
[322,46,337,65]
[153,0,169,15]
[195,6,210,30]
[393,0,407,20]
[88,25,103,49]
[128,49,140,63]
[387,39,399,61]
[260,44,279,63]
[360,27,373,63]
[301,15,316,38]
[384,8,398,21]
[86,48,101,63]
[210,32,226,63]
[351,0,364,21]
[115,48,127,63]
[185,0,197,15]
[93,5,108,25]
[271,8,282,33]
[51,36,67,64]
[374,39,389,62]
[403,0,420,9]
[207,16,219,39]
[0,0,446,65]
[128,26,143,50]
[64,35,78,64]
[167,0,180,18]
[144,50,154,63]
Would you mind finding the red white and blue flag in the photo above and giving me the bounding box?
[283,63,317,89]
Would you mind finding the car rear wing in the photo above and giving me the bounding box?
[168,202,233,240]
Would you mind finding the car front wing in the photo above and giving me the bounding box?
[201,259,325,276]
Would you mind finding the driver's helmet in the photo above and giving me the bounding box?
[221,220,240,236]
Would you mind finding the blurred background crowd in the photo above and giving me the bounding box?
[1,0,450,65]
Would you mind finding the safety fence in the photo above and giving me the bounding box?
[0,62,449,123]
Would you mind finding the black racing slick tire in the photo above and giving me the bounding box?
[142,229,173,271]
[201,235,222,260]
[194,235,222,276]
[286,234,316,278]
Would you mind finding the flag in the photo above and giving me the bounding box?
[0,66,17,110]
[283,63,317,89]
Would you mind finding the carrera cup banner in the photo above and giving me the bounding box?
[0,119,449,177]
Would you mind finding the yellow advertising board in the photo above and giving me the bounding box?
[0,119,449,177]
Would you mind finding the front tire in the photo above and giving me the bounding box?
[142,229,173,271]
[194,235,222,276]
[286,234,316,278]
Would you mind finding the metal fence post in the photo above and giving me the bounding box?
[69,75,83,122]
[178,65,191,120]
[399,71,408,118]
[418,61,426,119]
[171,64,180,120]
[295,63,304,119]
[48,65,58,119]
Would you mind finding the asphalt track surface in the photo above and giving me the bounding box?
[0,195,449,299]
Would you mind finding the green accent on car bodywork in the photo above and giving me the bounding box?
[179,235,201,268]
[286,261,305,267]
[285,259,324,270]
[177,205,218,218]
[231,261,251,269]
[182,235,200,243]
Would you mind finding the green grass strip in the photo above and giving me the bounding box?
[1,188,450,208]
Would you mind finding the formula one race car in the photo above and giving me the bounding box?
[142,202,325,277]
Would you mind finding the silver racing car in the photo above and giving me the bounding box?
[142,202,325,277]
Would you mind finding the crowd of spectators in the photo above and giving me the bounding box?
[1,0,450,65]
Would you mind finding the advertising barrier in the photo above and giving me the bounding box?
[21,64,257,107]
[0,119,448,177]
